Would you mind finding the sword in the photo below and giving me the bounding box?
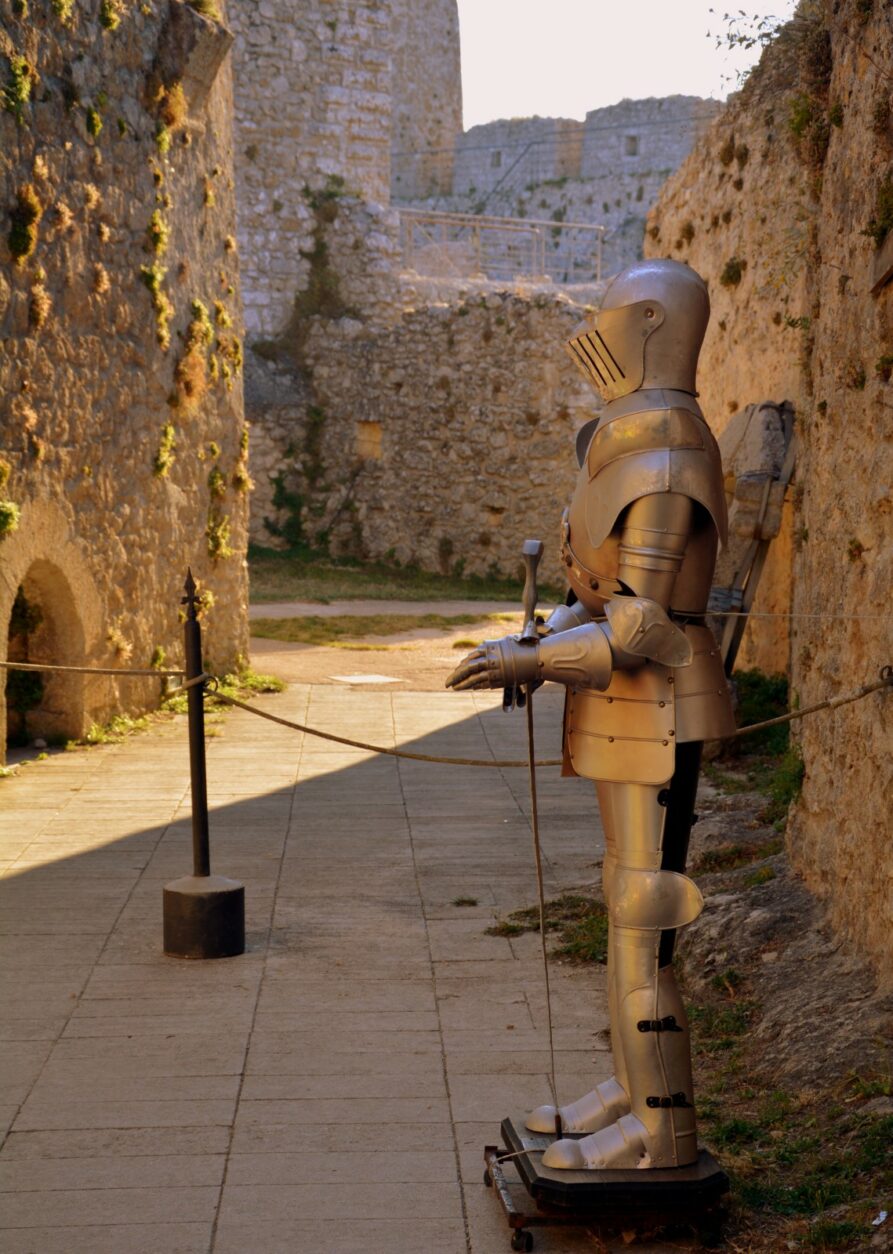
[508,540,563,1139]
[502,539,544,712]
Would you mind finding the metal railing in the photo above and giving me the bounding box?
[398,208,606,285]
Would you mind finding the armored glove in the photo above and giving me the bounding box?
[446,635,540,692]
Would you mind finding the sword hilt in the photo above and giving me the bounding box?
[520,539,544,645]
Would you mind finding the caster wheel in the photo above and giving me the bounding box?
[510,1230,533,1252]
[483,1167,493,1187]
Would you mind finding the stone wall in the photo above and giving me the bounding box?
[389,0,461,201]
[397,96,722,281]
[0,0,248,758]
[645,0,892,977]
[451,116,584,203]
[229,0,394,339]
[250,291,595,590]
[581,96,720,181]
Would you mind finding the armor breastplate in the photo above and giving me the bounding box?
[559,391,735,783]
[561,393,727,618]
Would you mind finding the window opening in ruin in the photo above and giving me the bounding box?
[4,562,86,751]
[624,135,639,157]
[356,420,383,460]
[491,151,502,169]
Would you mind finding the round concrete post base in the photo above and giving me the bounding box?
[163,874,245,959]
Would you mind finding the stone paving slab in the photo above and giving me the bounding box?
[1,681,695,1252]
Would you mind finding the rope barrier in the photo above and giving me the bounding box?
[206,668,893,769]
[2,660,889,769]
[0,660,185,678]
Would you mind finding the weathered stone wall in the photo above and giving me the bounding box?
[581,96,720,181]
[1,0,248,757]
[451,116,584,202]
[250,291,596,589]
[229,0,394,339]
[646,0,892,976]
[389,0,461,201]
[398,97,722,281]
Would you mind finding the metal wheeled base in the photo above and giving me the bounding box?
[483,1116,729,1250]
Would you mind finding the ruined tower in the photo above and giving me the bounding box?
[389,0,463,201]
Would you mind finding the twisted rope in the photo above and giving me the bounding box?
[207,668,892,768]
[2,660,889,768]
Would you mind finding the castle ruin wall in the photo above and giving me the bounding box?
[1,0,248,759]
[645,1,893,977]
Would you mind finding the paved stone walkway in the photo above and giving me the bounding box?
[1,684,684,1253]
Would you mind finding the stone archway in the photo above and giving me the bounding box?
[4,560,87,751]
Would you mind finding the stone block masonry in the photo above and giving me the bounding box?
[645,0,893,978]
[389,0,462,201]
[247,290,596,592]
[0,0,248,759]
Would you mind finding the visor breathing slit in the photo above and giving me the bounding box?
[594,329,625,379]
[581,334,615,383]
[571,341,606,386]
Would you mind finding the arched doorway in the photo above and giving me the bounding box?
[4,560,86,750]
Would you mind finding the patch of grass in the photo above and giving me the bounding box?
[79,712,153,746]
[250,612,496,647]
[485,894,609,965]
[744,864,776,887]
[162,667,284,716]
[248,544,563,605]
[693,837,783,874]
[762,744,804,827]
[803,1219,867,1249]
[862,174,893,247]
[452,637,480,649]
[680,934,892,1249]
[731,668,790,754]
[688,999,754,1054]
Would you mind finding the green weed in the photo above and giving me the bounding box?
[485,895,609,965]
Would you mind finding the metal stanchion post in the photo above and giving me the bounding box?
[162,569,245,959]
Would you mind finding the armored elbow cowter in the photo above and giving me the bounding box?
[537,597,694,689]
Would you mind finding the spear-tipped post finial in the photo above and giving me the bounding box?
[182,568,198,620]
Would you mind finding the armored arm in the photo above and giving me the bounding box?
[540,599,591,635]
[447,493,695,693]
[537,492,695,687]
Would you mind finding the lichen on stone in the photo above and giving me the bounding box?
[147,209,169,255]
[187,0,222,20]
[29,283,52,330]
[140,262,174,349]
[99,0,123,30]
[8,184,43,265]
[3,56,36,124]
[206,510,233,560]
[0,501,21,538]
[153,422,177,477]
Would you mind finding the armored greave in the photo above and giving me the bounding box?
[538,746,703,1170]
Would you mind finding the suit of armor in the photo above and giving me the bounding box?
[447,259,735,1171]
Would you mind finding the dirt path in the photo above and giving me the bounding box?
[250,609,525,691]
